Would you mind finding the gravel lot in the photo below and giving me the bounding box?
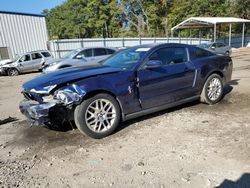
[0,48,250,188]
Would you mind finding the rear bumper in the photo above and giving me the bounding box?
[19,100,56,126]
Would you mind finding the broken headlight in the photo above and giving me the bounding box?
[42,84,86,105]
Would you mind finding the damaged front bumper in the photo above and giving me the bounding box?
[20,84,87,126]
[19,100,56,126]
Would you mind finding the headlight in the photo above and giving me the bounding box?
[42,84,86,105]
[55,90,82,104]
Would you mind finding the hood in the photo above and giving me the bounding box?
[44,58,62,65]
[0,59,13,66]
[23,64,122,93]
[2,61,19,68]
[58,58,87,65]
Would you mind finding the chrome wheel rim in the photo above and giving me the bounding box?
[207,77,222,101]
[85,99,116,133]
[9,69,18,76]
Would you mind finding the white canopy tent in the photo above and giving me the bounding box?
[171,17,250,47]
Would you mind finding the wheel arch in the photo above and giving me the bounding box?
[200,70,224,95]
[83,89,125,120]
[208,70,224,79]
[7,67,20,75]
[59,65,71,69]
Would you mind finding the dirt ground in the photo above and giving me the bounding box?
[0,48,250,188]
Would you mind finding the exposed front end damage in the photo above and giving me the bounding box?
[19,84,86,126]
[19,100,56,125]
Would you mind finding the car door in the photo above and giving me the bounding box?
[18,54,33,72]
[31,53,43,70]
[137,46,196,109]
[93,48,109,62]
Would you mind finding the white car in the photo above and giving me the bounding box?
[43,47,117,73]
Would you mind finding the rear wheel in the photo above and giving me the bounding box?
[200,74,224,105]
[74,93,121,139]
[7,68,19,76]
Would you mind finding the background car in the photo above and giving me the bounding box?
[198,42,232,56]
[20,43,233,139]
[0,50,53,76]
[43,47,118,73]
[0,59,12,66]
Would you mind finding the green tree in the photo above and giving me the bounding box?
[233,0,250,19]
[44,0,122,39]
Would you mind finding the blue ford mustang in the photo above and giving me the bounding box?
[20,43,233,138]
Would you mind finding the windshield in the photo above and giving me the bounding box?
[62,49,80,59]
[101,47,149,70]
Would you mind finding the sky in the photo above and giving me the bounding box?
[0,0,65,14]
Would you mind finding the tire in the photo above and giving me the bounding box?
[74,93,121,139]
[200,73,224,105]
[7,68,19,76]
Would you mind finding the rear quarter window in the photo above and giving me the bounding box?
[106,49,116,54]
[194,47,214,59]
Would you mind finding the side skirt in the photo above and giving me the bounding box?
[123,95,200,121]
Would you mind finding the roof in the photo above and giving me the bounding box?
[171,17,250,30]
[0,10,45,17]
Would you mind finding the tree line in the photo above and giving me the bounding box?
[43,0,250,39]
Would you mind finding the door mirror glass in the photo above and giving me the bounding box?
[145,60,163,69]
[76,55,84,59]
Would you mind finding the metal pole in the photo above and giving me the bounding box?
[56,40,61,58]
[189,29,191,44]
[199,29,201,45]
[229,24,232,47]
[214,24,217,42]
[178,30,181,43]
[242,23,245,47]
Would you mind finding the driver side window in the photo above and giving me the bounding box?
[19,54,31,62]
[149,47,187,65]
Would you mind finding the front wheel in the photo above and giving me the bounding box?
[74,93,121,139]
[7,68,19,76]
[200,74,224,105]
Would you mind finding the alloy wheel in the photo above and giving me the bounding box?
[9,69,19,76]
[85,99,116,133]
[207,77,222,101]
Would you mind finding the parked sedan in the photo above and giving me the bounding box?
[43,47,117,73]
[20,43,233,138]
[198,42,232,56]
[0,50,52,76]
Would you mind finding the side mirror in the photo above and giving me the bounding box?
[211,46,216,49]
[76,55,84,59]
[145,60,163,69]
